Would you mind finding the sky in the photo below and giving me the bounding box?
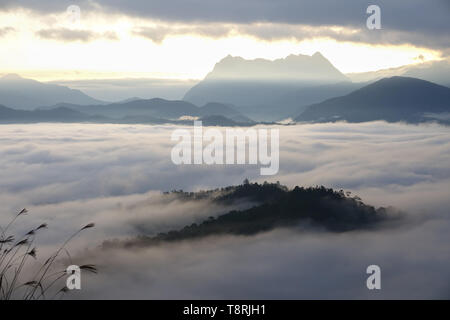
[0,0,449,81]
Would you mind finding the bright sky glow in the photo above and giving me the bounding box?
[0,10,443,81]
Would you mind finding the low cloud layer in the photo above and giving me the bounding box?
[0,121,449,298]
[78,222,450,299]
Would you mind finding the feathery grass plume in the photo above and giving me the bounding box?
[81,223,95,230]
[36,224,47,230]
[80,264,98,274]
[14,239,29,247]
[0,210,97,300]
[60,286,69,293]
[27,248,37,259]
[0,236,14,244]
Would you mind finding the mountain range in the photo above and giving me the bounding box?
[1,53,449,125]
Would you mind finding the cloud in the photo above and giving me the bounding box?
[0,121,449,298]
[102,30,119,41]
[238,23,450,50]
[130,22,450,52]
[0,0,91,14]
[1,1,449,51]
[50,0,449,36]
[0,26,15,37]
[35,28,118,42]
[132,25,231,43]
[1,121,450,214]
[77,220,450,299]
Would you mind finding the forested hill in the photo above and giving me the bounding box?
[104,182,393,249]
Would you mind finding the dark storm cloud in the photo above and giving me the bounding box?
[130,22,450,50]
[54,0,450,35]
[238,23,450,50]
[1,1,449,49]
[0,0,87,13]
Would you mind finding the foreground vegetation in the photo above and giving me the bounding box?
[0,209,96,300]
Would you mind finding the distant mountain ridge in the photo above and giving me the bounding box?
[0,74,104,110]
[295,76,450,124]
[1,97,254,125]
[200,102,252,123]
[41,98,253,123]
[0,104,96,123]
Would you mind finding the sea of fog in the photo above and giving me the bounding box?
[0,122,449,299]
